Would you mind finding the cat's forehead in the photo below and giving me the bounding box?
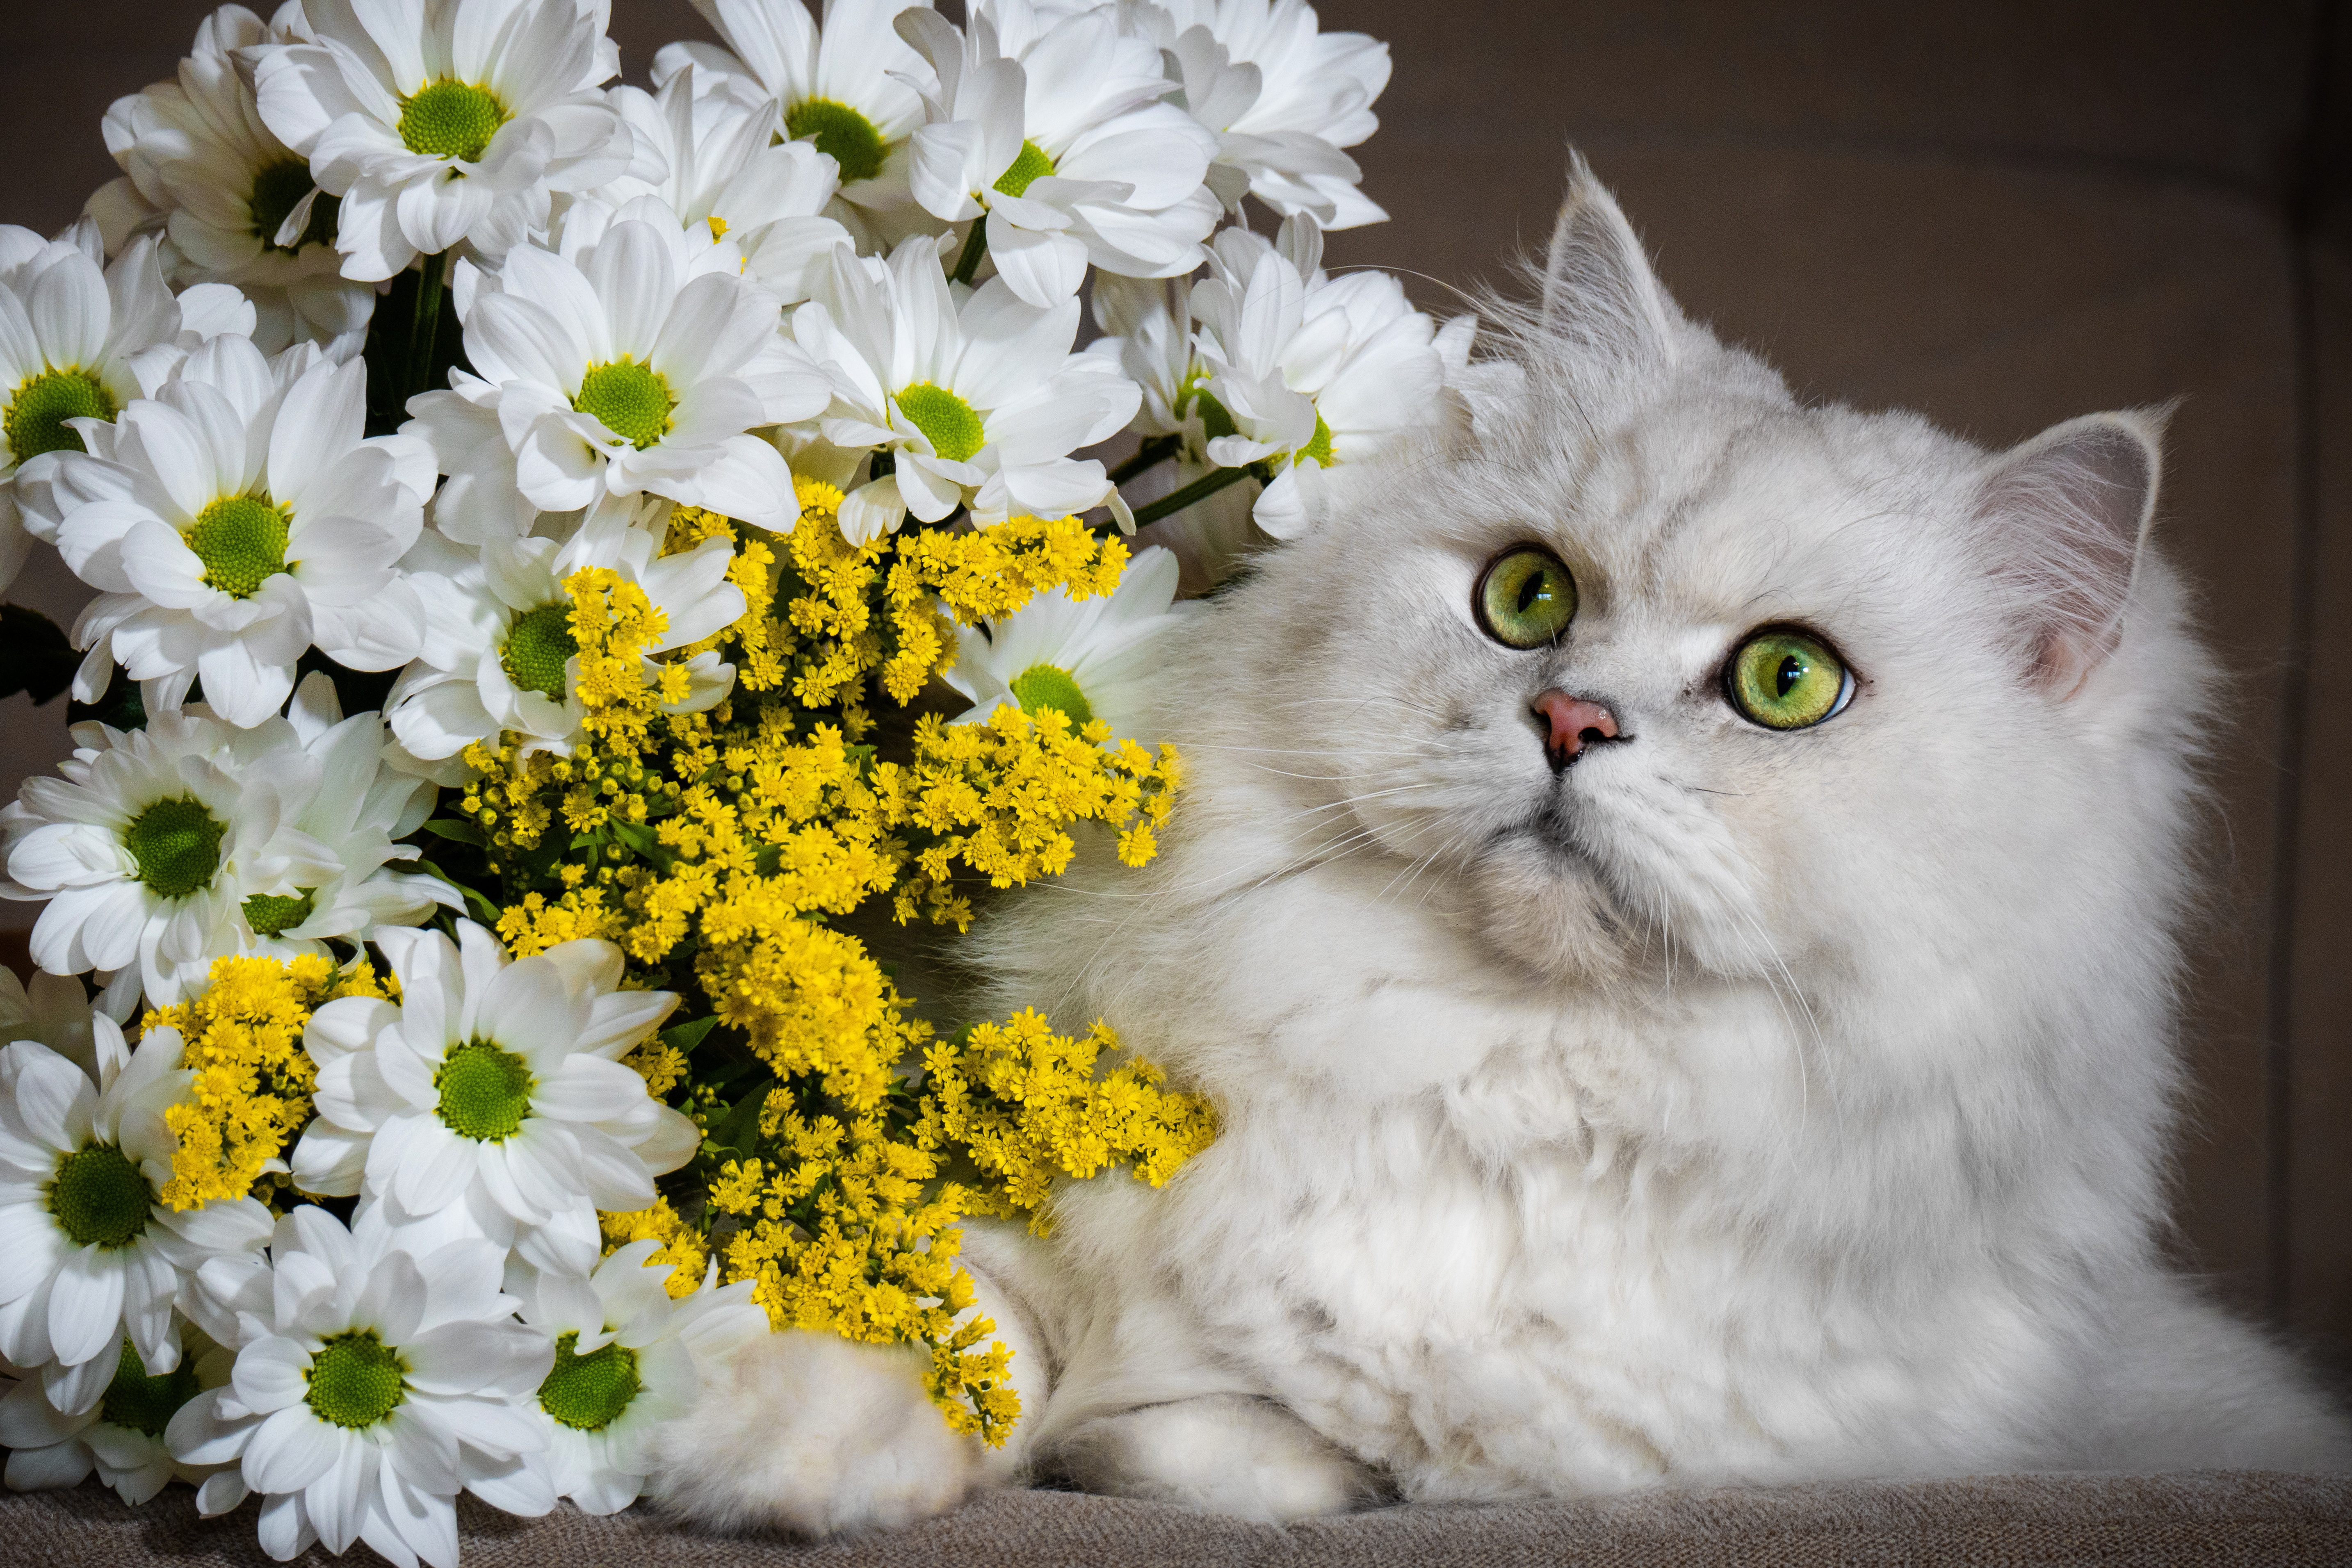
[1490,389,1967,622]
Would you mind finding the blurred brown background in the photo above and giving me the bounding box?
[3,0,2349,1374]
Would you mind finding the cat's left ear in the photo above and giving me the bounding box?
[1540,153,1681,377]
[1973,409,2167,697]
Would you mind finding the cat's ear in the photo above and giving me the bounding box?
[1974,409,2167,696]
[1540,153,1679,371]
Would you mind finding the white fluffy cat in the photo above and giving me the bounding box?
[653,159,2352,1534]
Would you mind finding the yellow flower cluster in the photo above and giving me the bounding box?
[703,1116,1018,1443]
[453,480,1205,1440]
[919,1011,1218,1229]
[600,1198,710,1301]
[889,707,1181,929]
[883,513,1128,703]
[143,953,387,1210]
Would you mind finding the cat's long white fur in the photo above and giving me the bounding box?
[652,159,2352,1532]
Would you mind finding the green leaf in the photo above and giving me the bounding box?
[707,1076,775,1158]
[611,820,665,865]
[660,1015,719,1054]
[423,818,486,847]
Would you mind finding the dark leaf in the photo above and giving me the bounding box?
[660,1015,719,1054]
[0,606,77,706]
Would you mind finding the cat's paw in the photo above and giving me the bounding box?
[649,1329,982,1537]
[1046,1394,1384,1522]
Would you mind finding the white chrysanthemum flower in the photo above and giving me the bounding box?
[222,672,456,964]
[400,209,828,542]
[0,1025,274,1418]
[168,1205,556,1565]
[288,922,700,1244]
[654,0,940,246]
[897,0,1218,307]
[795,239,1139,539]
[51,337,435,726]
[87,4,374,357]
[1145,0,1389,230]
[1087,271,1196,444]
[590,66,853,305]
[510,1241,765,1515]
[1083,272,1255,585]
[1187,216,1450,538]
[385,494,743,779]
[0,1322,235,1504]
[0,701,447,1005]
[0,227,251,595]
[943,543,1193,741]
[252,0,637,279]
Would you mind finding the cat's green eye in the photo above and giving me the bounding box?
[1726,627,1852,730]
[1475,546,1577,649]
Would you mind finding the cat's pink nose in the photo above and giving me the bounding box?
[1532,690,1620,770]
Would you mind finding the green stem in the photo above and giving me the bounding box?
[948,220,988,286]
[1108,435,1180,485]
[405,251,451,406]
[1123,462,1260,529]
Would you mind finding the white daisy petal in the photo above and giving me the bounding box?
[46,1245,128,1367]
[4,1438,96,1491]
[245,1403,338,1495]
[164,1387,254,1468]
[233,1336,315,1415]
[254,1485,317,1562]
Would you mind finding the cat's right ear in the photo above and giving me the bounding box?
[1973,410,2167,697]
[1540,153,1680,373]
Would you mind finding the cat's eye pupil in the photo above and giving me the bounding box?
[1517,573,1548,613]
[1776,654,1804,697]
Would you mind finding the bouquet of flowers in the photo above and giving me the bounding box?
[0,1,1468,1561]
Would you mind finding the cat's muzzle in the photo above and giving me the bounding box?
[1531,689,1627,773]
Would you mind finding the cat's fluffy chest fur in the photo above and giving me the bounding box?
[1004,835,2134,1502]
[650,162,2352,1536]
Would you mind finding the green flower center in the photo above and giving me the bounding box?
[100,1336,203,1437]
[1010,663,1094,727]
[306,1330,406,1429]
[50,1144,153,1249]
[186,493,290,599]
[992,139,1055,199]
[1296,411,1334,468]
[538,1330,642,1432]
[123,795,227,900]
[502,603,579,700]
[435,1041,534,1142]
[574,358,675,450]
[242,890,315,936]
[783,98,887,186]
[397,79,509,162]
[249,159,340,253]
[896,382,985,463]
[4,367,114,463]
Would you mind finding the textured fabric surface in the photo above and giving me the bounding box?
[5,1472,2350,1567]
